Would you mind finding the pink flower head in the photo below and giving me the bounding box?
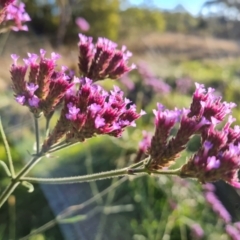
[204,184,232,223]
[190,224,204,239]
[137,61,171,94]
[75,17,90,32]
[2,0,31,31]
[42,77,143,151]
[10,50,73,116]
[78,34,135,81]
[189,83,236,122]
[180,118,240,187]
[225,225,240,240]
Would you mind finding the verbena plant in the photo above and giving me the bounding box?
[1,1,240,239]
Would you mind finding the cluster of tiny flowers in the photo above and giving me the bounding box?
[190,223,204,240]
[137,61,171,94]
[148,83,240,188]
[42,77,144,152]
[175,77,193,94]
[10,50,73,117]
[75,17,90,32]
[203,183,232,223]
[134,131,152,163]
[203,184,240,240]
[78,33,135,81]
[226,223,240,240]
[0,0,30,32]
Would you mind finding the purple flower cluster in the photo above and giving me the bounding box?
[226,224,240,240]
[75,17,90,32]
[10,50,73,117]
[203,184,240,239]
[42,77,144,151]
[190,223,204,239]
[148,83,240,188]
[134,131,152,163]
[0,0,30,32]
[203,183,232,223]
[78,34,135,81]
[137,61,171,94]
[176,77,193,94]
[149,101,209,169]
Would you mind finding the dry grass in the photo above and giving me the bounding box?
[123,32,240,61]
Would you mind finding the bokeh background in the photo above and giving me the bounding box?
[1,0,240,239]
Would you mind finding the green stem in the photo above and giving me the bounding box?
[0,117,15,177]
[48,142,73,153]
[34,117,40,154]
[21,167,147,184]
[150,168,182,176]
[45,116,50,138]
[0,181,19,208]
[0,155,42,208]
[21,167,182,185]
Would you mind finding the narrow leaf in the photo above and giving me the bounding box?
[0,117,15,177]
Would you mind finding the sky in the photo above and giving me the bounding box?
[129,0,208,16]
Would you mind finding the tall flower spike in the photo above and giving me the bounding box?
[149,104,183,169]
[10,50,73,117]
[42,77,144,152]
[78,34,135,81]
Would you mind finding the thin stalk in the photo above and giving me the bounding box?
[8,195,16,240]
[0,117,15,177]
[150,168,182,176]
[48,142,73,153]
[21,167,148,184]
[0,155,42,208]
[19,177,129,240]
[0,181,19,208]
[21,167,182,185]
[47,141,82,154]
[34,117,40,154]
[45,116,51,138]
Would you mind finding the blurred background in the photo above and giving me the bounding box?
[1,0,240,239]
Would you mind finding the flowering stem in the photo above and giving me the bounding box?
[34,117,40,154]
[20,165,183,185]
[0,117,15,177]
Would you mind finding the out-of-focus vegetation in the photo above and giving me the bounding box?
[1,0,240,239]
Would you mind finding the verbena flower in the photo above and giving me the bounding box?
[42,77,145,152]
[225,225,240,240]
[203,183,232,223]
[134,131,152,163]
[0,0,30,32]
[190,223,204,239]
[75,17,90,32]
[148,83,237,177]
[10,50,73,117]
[137,61,171,94]
[78,34,135,81]
[180,117,240,187]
